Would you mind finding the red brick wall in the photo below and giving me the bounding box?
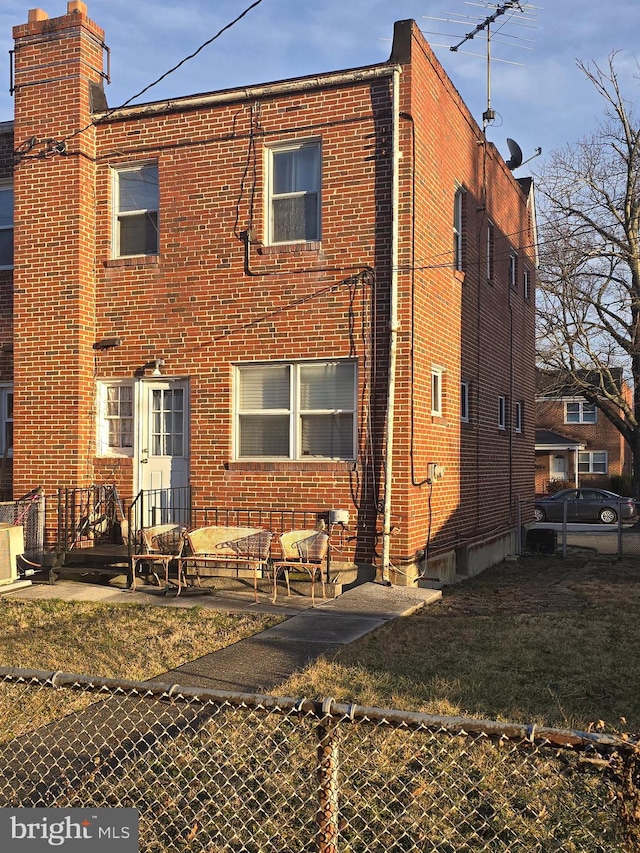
[536,397,630,492]
[6,10,536,571]
[12,5,104,497]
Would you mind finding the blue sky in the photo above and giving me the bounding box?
[1,0,639,175]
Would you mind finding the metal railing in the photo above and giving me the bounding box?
[57,485,126,553]
[0,487,45,559]
[0,667,636,852]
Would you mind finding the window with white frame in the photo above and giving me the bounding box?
[486,220,495,282]
[268,141,321,244]
[235,360,355,460]
[565,401,597,424]
[461,379,469,423]
[515,399,523,433]
[453,188,464,271]
[431,367,444,417]
[498,395,506,430]
[0,185,13,269]
[0,387,13,456]
[578,450,608,474]
[113,163,159,257]
[509,250,518,289]
[523,267,531,300]
[97,382,134,456]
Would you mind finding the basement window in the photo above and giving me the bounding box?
[113,163,159,257]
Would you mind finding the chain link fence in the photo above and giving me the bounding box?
[0,667,637,852]
[531,497,640,558]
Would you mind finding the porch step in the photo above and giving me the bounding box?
[55,545,130,581]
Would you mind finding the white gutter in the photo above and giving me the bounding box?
[381,65,402,585]
[93,65,397,121]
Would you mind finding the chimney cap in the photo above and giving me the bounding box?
[67,1,88,14]
[28,9,49,22]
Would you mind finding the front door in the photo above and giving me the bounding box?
[138,379,190,524]
[550,453,567,481]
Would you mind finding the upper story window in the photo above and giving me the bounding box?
[486,220,495,282]
[514,400,523,433]
[0,185,14,269]
[268,141,321,244]
[523,267,531,300]
[498,394,506,430]
[96,381,134,457]
[565,401,597,424]
[460,379,470,423]
[431,367,444,417]
[509,250,518,289]
[113,163,159,257]
[235,359,355,460]
[453,188,464,271]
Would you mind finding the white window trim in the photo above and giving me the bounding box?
[523,267,531,300]
[514,400,523,433]
[0,183,13,271]
[266,139,321,245]
[431,367,444,417]
[96,380,135,457]
[0,385,13,457]
[498,395,506,430]
[460,379,469,423]
[486,220,495,282]
[565,400,597,424]
[453,187,464,271]
[111,162,159,258]
[234,359,356,461]
[509,250,518,289]
[578,450,608,474]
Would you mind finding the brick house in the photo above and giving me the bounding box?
[535,369,631,493]
[0,2,537,584]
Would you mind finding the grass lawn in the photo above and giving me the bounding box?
[1,551,639,735]
[0,597,281,680]
[282,551,640,733]
[0,597,283,740]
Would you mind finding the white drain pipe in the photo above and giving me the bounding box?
[381,65,401,585]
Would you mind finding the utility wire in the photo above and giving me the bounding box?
[18,0,267,153]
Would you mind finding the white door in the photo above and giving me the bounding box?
[550,453,567,481]
[138,379,190,525]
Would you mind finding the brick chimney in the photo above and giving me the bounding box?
[12,3,106,496]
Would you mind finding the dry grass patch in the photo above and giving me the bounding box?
[0,597,282,738]
[282,553,640,732]
[0,597,281,679]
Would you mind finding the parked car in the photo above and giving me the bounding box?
[534,488,638,524]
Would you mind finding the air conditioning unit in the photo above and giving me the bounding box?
[0,524,24,584]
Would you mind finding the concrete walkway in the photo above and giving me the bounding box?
[3,579,442,692]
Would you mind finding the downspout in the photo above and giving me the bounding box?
[381,65,401,585]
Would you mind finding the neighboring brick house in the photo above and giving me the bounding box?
[0,2,537,584]
[535,370,631,493]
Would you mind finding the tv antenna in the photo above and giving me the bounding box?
[423,2,539,131]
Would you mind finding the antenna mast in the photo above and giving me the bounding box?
[449,1,526,130]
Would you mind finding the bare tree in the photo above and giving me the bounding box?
[536,53,640,495]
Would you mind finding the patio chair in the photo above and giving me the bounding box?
[271,529,329,605]
[130,523,186,591]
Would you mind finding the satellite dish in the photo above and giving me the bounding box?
[506,137,523,171]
